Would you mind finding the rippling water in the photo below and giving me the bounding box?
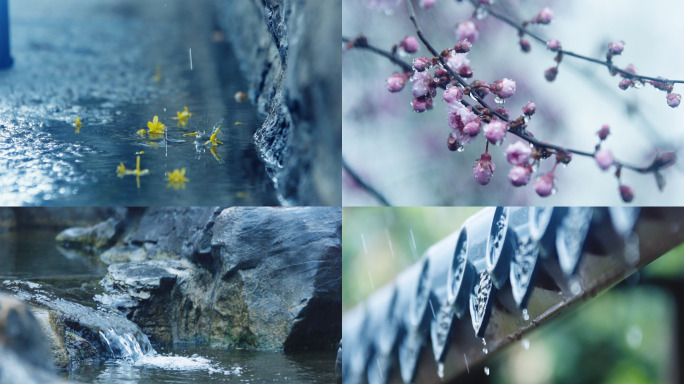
[0,0,278,205]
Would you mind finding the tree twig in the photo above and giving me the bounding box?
[343,156,391,206]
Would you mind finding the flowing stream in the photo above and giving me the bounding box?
[0,228,336,383]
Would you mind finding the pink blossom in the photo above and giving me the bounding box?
[667,93,681,108]
[458,66,473,78]
[483,120,508,144]
[534,173,555,197]
[456,20,479,43]
[623,64,638,76]
[619,185,634,203]
[386,73,408,93]
[413,56,430,72]
[547,40,561,52]
[608,41,625,56]
[412,97,432,112]
[454,39,472,53]
[443,86,463,104]
[544,67,558,82]
[505,141,532,165]
[618,79,631,90]
[453,130,476,147]
[411,71,432,98]
[519,39,531,52]
[491,78,516,99]
[463,119,481,136]
[508,165,531,186]
[598,124,610,140]
[420,0,436,8]
[362,0,402,11]
[473,153,495,185]
[594,149,615,170]
[401,36,419,53]
[446,52,470,72]
[535,7,554,24]
[522,101,536,116]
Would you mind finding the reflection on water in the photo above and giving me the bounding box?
[0,229,107,281]
[63,347,337,384]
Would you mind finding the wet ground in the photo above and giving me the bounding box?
[0,0,279,205]
[0,229,335,383]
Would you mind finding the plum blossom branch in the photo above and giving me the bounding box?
[468,0,684,101]
[343,156,391,206]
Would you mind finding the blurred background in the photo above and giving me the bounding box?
[342,0,684,206]
[343,207,684,383]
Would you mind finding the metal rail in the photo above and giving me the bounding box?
[342,207,684,384]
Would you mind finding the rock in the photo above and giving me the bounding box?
[214,0,341,206]
[99,244,148,264]
[97,207,342,351]
[55,217,121,250]
[0,293,60,383]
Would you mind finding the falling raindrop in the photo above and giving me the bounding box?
[569,276,581,296]
[484,366,490,376]
[361,234,368,255]
[464,353,470,373]
[481,338,488,354]
[624,233,640,266]
[438,362,445,378]
[522,308,530,321]
[376,358,384,379]
[625,325,643,349]
[429,299,436,319]
[384,228,395,258]
[522,339,530,350]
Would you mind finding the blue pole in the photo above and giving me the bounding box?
[0,0,12,69]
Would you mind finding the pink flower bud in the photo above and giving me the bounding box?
[508,165,532,186]
[598,124,610,140]
[618,79,631,90]
[523,101,536,116]
[412,97,432,112]
[458,66,473,78]
[463,119,481,136]
[594,149,615,170]
[456,20,479,43]
[483,120,508,144]
[473,152,495,185]
[505,141,532,165]
[519,39,531,53]
[667,93,681,108]
[443,86,463,104]
[411,71,432,98]
[619,185,634,203]
[495,108,510,119]
[447,135,459,151]
[608,41,625,56]
[544,67,558,82]
[401,36,419,53]
[413,56,430,72]
[534,172,555,197]
[535,7,554,24]
[651,77,673,92]
[420,0,436,8]
[454,39,472,53]
[622,64,638,77]
[547,40,561,52]
[490,78,516,99]
[386,73,408,92]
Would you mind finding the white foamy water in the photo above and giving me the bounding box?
[133,354,242,376]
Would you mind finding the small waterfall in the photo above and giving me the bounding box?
[98,328,152,360]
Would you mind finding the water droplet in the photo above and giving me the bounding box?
[625,325,643,349]
[476,7,489,19]
[494,96,504,104]
[551,186,557,195]
[522,308,530,321]
[484,366,490,376]
[624,233,640,266]
[483,347,488,354]
[569,276,581,296]
[457,146,466,152]
[522,338,530,350]
[163,108,167,112]
[523,116,530,123]
[438,362,445,378]
[633,81,643,89]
